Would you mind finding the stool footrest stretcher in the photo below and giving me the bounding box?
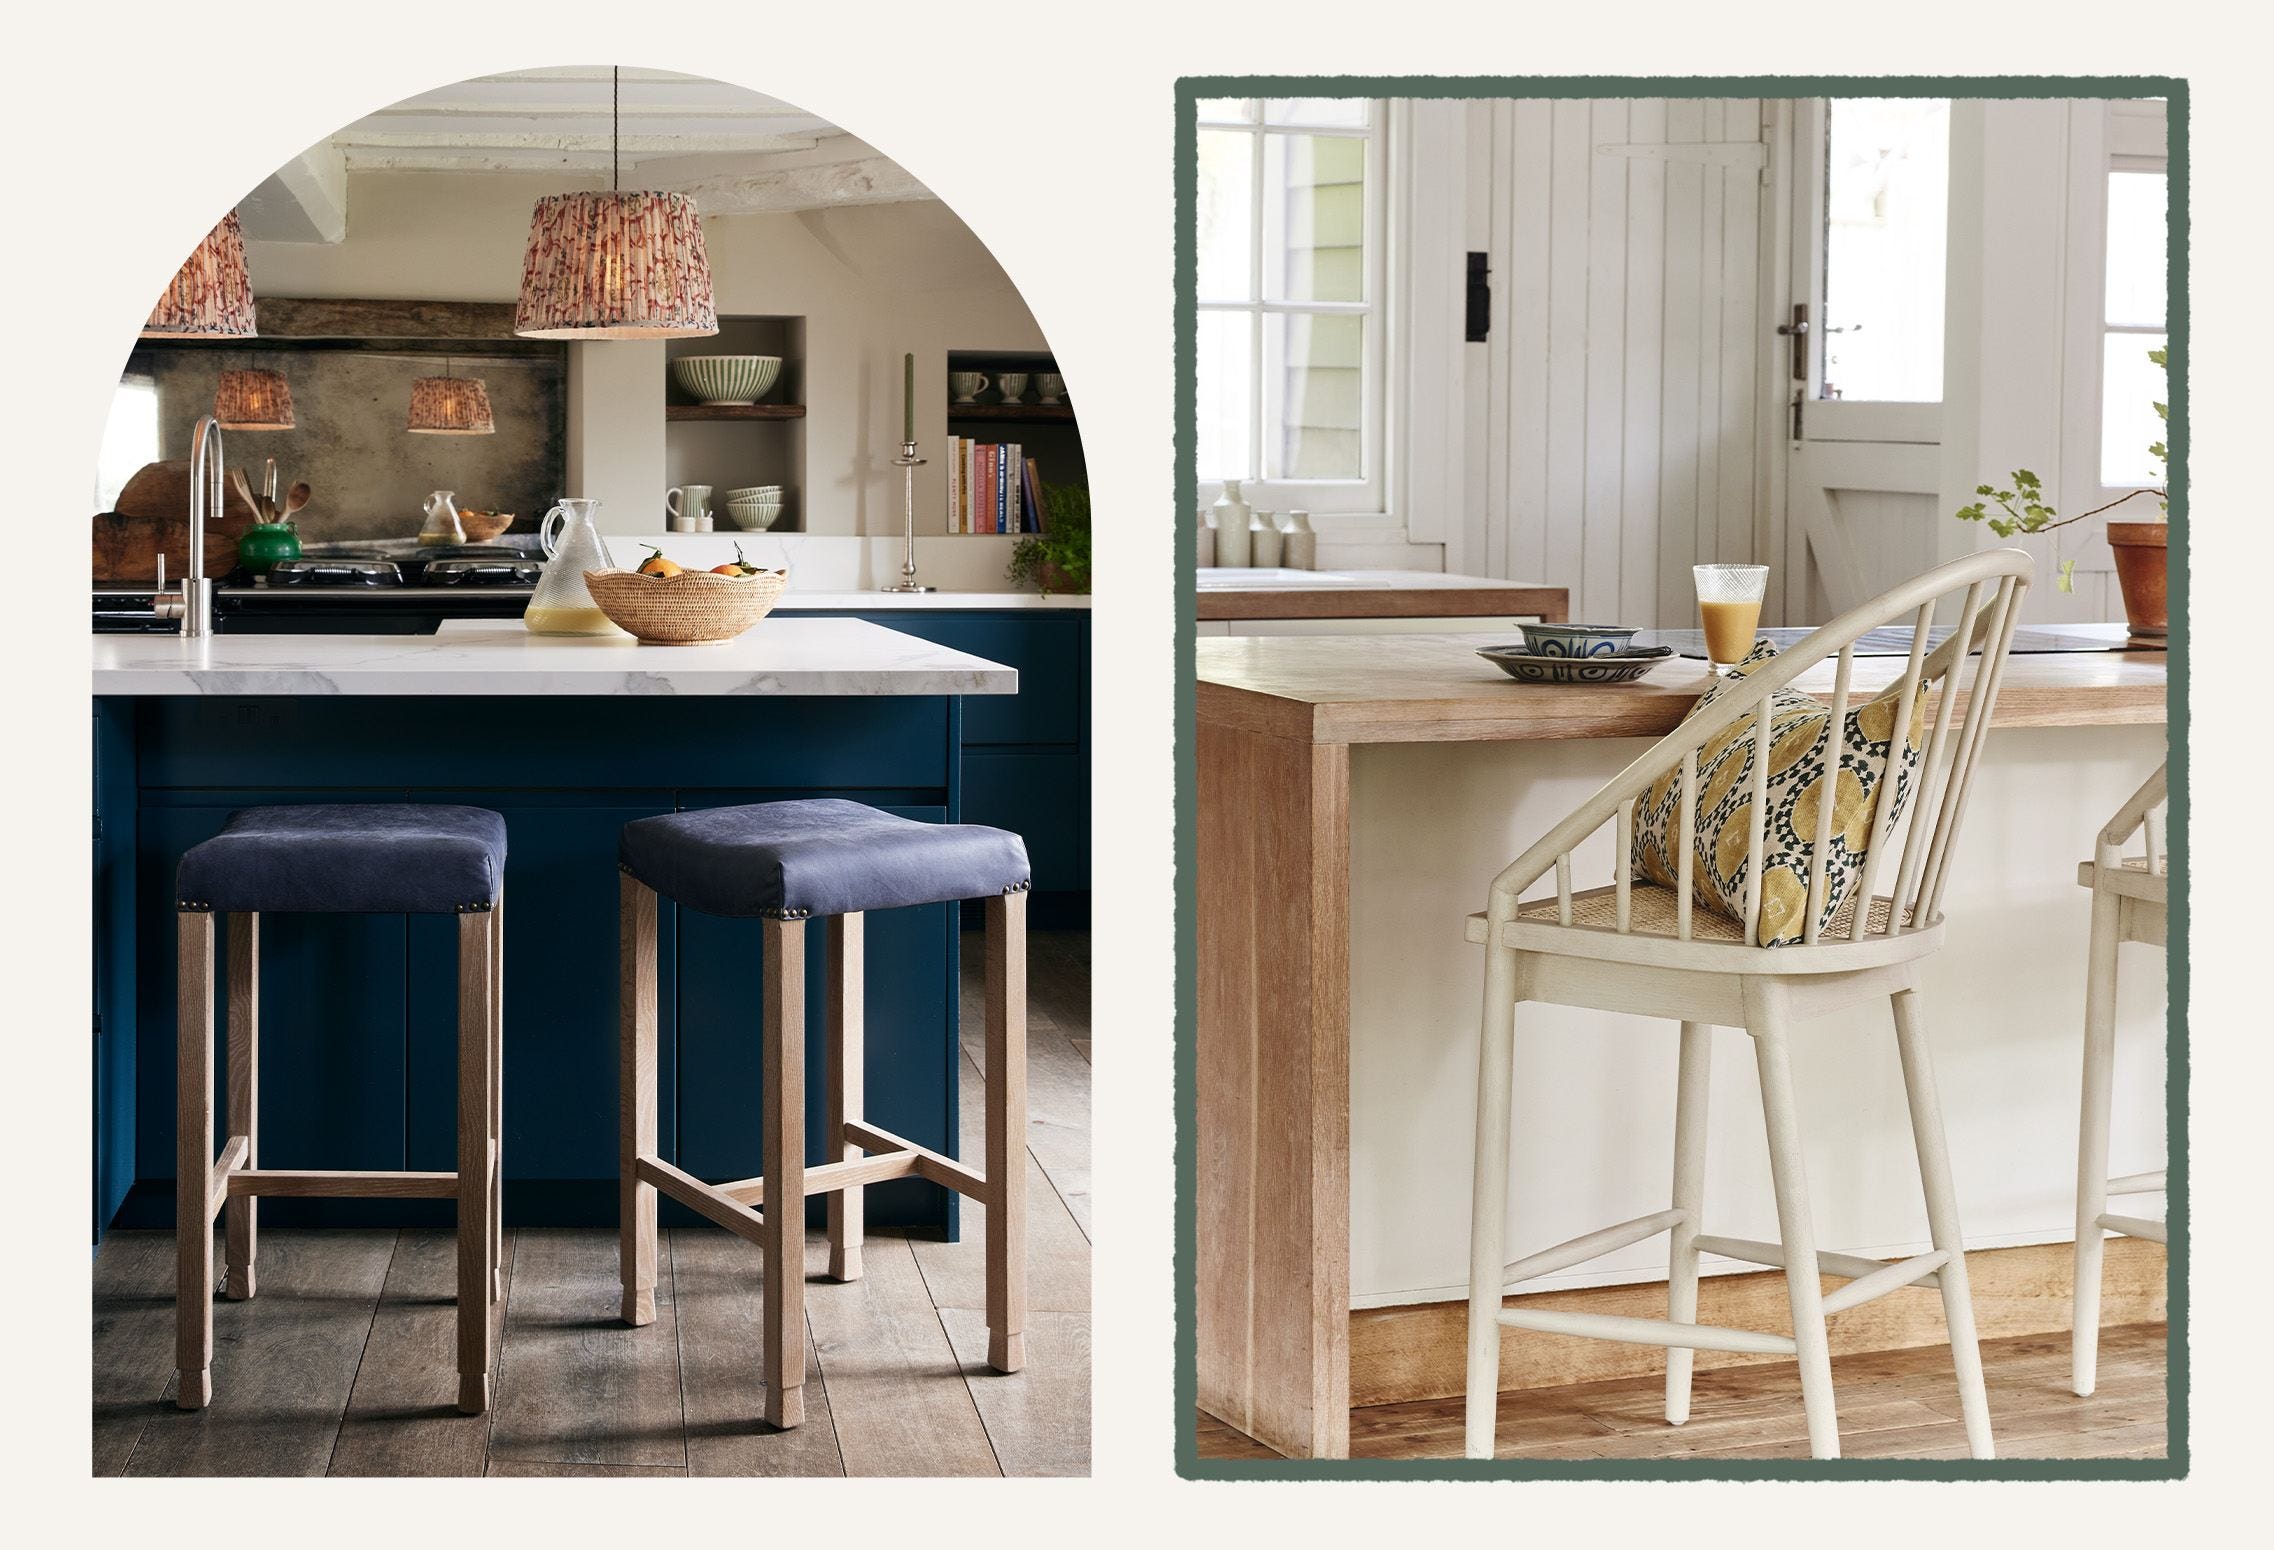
[1501,1209,1685,1288]
[205,1136,250,1221]
[224,1164,459,1200]
[1818,1250,1950,1314]
[637,1155,768,1247]
[2106,1169,2166,1196]
[1496,1307,1798,1356]
[2097,1212,2166,1244]
[1691,1233,1941,1290]
[845,1120,990,1203]
[717,1148,924,1207]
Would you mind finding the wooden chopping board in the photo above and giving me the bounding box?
[93,461,261,582]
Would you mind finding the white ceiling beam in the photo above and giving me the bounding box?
[238,143,348,245]
[664,156,933,214]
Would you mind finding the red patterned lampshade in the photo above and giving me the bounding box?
[213,368,295,431]
[514,190,718,340]
[407,375,497,435]
[144,212,258,338]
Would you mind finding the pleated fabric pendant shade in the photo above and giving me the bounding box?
[514,190,719,339]
[144,211,257,338]
[213,368,295,431]
[407,374,497,435]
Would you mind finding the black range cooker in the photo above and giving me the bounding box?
[94,546,539,634]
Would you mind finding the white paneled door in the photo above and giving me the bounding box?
[1465,98,1772,628]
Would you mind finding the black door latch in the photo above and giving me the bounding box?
[1466,252,1491,343]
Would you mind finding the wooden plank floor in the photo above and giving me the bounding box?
[1196,1323,2168,1461]
[92,929,1091,1479]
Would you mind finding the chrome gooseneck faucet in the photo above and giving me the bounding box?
[157,414,222,637]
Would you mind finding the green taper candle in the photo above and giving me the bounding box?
[903,352,915,443]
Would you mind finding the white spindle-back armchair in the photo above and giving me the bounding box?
[2071,760,2169,1398]
[1462,548,2033,1461]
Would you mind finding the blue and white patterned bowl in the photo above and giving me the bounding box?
[671,354,784,405]
[1478,643,1672,685]
[1517,622,1642,657]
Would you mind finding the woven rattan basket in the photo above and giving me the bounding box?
[582,567,788,644]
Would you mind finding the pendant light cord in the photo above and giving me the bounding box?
[612,66,621,193]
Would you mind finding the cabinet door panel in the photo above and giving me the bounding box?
[845,614,1085,747]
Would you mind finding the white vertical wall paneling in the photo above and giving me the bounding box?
[1693,100,1727,581]
[1619,100,1668,628]
[1399,102,1466,561]
[1657,100,1706,626]
[1581,100,1629,626]
[1461,100,1497,579]
[1718,101,1762,568]
[1484,103,1518,581]
[1507,101,1555,586]
[1545,101,1592,606]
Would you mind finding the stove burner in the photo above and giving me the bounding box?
[267,555,405,588]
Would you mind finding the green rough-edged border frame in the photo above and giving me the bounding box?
[1173,74,2187,1481]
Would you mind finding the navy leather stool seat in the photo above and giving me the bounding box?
[617,797,1029,919]
[177,803,507,915]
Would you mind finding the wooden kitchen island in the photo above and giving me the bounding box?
[92,620,1014,1243]
[1192,632,2169,1459]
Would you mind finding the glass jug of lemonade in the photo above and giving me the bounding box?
[1694,563,1769,671]
[525,498,623,635]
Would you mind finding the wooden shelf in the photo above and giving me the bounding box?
[946,403,1076,424]
[665,403,808,421]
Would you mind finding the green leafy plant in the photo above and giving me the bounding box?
[1007,483,1091,596]
[1954,346,2170,592]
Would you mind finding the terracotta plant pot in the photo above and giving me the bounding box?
[2105,521,2168,638]
[1037,560,1091,596]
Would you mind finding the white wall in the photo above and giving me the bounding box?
[246,170,1052,538]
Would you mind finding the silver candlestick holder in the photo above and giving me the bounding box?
[880,438,935,593]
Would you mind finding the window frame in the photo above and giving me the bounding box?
[2056,99,2170,578]
[1194,98,1391,517]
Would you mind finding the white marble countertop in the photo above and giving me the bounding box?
[770,590,1090,610]
[92,619,1017,697]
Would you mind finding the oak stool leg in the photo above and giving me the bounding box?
[175,911,216,1410]
[1892,989,1994,1458]
[986,892,1029,1372]
[619,876,658,1326]
[1746,980,1840,1459]
[490,890,506,1304]
[456,910,496,1415]
[828,912,864,1282]
[1464,933,1520,1459]
[1665,1020,1713,1425]
[224,912,259,1301]
[2072,885,2122,1397]
[762,918,809,1428]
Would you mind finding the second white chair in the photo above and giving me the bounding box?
[1463,549,2033,1460]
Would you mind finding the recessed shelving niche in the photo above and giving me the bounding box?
[663,315,807,532]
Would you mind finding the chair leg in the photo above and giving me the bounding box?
[223,912,259,1301]
[490,890,505,1305]
[1464,936,1520,1460]
[175,911,215,1411]
[2073,886,2122,1398]
[762,916,808,1429]
[827,912,865,1283]
[456,910,496,1415]
[1745,978,1839,1459]
[1665,1020,1712,1426]
[1892,988,1995,1459]
[618,876,658,1327]
[985,892,1028,1373]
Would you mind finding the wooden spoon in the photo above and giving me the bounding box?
[282,481,311,523]
[229,466,259,517]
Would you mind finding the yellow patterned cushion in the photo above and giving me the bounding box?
[1630,640,1928,946]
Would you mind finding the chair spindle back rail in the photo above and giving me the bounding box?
[1484,550,2034,950]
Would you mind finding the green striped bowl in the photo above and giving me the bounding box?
[671,355,783,405]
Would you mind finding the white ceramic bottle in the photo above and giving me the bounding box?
[1251,510,1283,569]
[1212,479,1252,567]
[1283,509,1317,570]
[1196,506,1217,569]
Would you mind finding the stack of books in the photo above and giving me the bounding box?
[945,437,1045,534]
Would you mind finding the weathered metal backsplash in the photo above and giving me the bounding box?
[132,347,566,543]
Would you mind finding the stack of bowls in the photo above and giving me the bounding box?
[723,485,784,530]
[670,355,784,405]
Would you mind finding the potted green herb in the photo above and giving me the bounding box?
[1007,482,1091,596]
[1954,347,2168,635]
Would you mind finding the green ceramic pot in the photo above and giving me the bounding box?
[237,521,303,576]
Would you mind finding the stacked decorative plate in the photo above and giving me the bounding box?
[1478,623,1671,684]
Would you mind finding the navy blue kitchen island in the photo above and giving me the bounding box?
[91,617,1042,1244]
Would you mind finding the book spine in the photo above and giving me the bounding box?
[996,445,1009,533]
[945,436,960,533]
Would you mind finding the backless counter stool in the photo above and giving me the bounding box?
[616,798,1031,1429]
[1461,550,2034,1460]
[2072,761,2169,1397]
[174,804,507,1414]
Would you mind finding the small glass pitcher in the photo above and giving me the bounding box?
[526,498,622,635]
[420,489,467,546]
